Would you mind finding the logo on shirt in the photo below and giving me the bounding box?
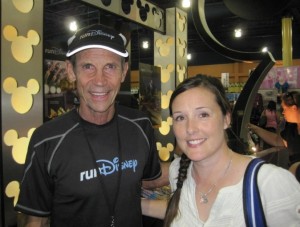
[80,157,138,181]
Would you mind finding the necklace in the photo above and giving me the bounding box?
[199,184,216,204]
[194,152,233,204]
[79,108,122,227]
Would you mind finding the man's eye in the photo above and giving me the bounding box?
[104,64,117,70]
[82,64,93,70]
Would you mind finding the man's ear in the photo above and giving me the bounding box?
[121,62,129,83]
[224,112,231,130]
[65,60,76,83]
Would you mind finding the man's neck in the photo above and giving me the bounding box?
[78,106,115,125]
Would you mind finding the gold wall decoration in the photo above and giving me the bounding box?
[161,90,173,110]
[156,142,174,161]
[153,8,187,161]
[155,37,175,57]
[82,0,165,33]
[177,12,187,32]
[5,181,20,206]
[158,117,173,136]
[159,64,175,83]
[3,25,40,63]
[4,128,35,164]
[1,0,43,223]
[177,65,187,83]
[12,0,34,13]
[175,8,188,85]
[154,9,164,29]
[177,38,187,57]
[3,77,40,114]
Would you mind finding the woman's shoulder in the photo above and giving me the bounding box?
[289,162,300,183]
[257,162,300,214]
[258,162,299,189]
[169,157,181,173]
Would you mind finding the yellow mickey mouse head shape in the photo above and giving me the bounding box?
[3,25,40,63]
[3,77,39,114]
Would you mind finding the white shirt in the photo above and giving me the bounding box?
[169,157,300,227]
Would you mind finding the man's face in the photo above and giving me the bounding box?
[67,48,128,119]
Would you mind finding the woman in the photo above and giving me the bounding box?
[259,100,279,132]
[248,91,300,164]
[259,100,280,149]
[142,75,300,227]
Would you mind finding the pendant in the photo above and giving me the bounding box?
[200,194,208,204]
[110,215,115,227]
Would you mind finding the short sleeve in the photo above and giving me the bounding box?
[141,121,161,181]
[258,164,300,226]
[15,133,53,216]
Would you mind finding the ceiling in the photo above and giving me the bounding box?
[44,0,300,69]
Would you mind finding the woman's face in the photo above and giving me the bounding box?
[171,87,230,161]
[281,102,299,123]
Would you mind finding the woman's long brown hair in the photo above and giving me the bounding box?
[164,74,232,226]
[163,153,191,227]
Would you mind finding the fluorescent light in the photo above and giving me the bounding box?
[142,41,149,49]
[187,53,192,60]
[261,47,268,52]
[234,28,242,38]
[69,21,77,32]
[182,0,191,8]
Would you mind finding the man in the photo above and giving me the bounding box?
[15,24,162,227]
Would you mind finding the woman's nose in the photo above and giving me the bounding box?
[186,118,198,134]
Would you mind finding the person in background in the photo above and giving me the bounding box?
[250,93,264,125]
[142,75,300,227]
[248,91,300,165]
[15,24,161,227]
[260,100,279,132]
[258,100,280,150]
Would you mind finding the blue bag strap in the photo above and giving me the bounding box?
[243,158,267,227]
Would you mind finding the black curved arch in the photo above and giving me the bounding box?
[191,0,275,144]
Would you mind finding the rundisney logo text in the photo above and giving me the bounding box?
[80,29,115,40]
[80,157,138,181]
[44,47,64,55]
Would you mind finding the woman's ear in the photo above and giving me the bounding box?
[65,60,76,83]
[223,112,231,130]
[292,105,298,111]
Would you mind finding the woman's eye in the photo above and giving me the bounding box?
[199,112,209,118]
[174,115,184,121]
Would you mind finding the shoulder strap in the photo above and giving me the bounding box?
[243,158,267,227]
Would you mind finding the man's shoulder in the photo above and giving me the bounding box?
[43,108,77,125]
[33,109,79,138]
[117,104,150,120]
